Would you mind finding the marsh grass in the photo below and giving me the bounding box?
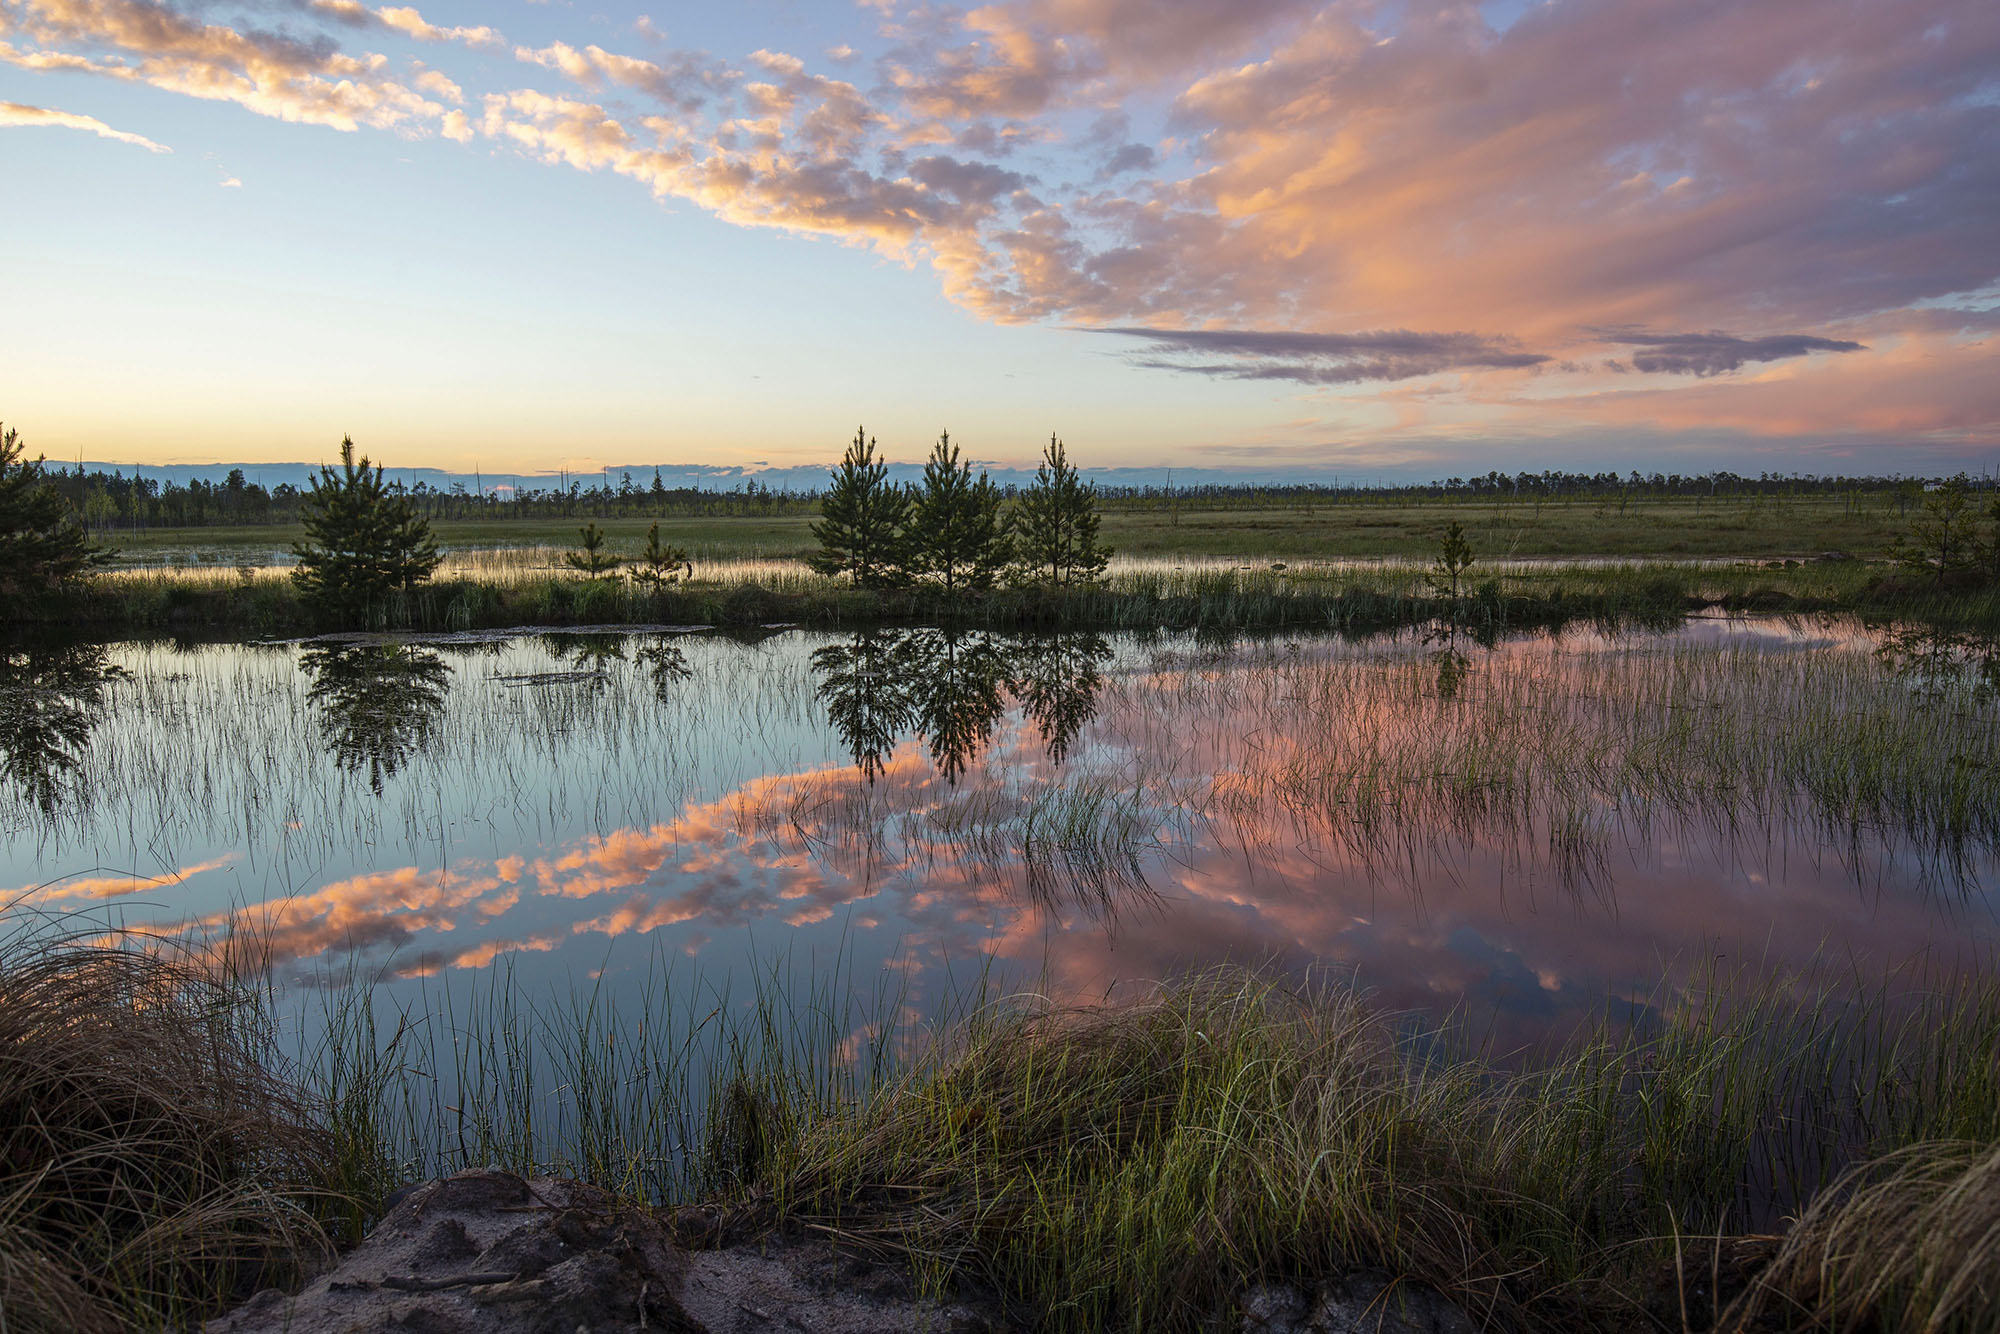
[0,928,340,1331]
[293,958,2000,1333]
[1731,1139,2000,1333]
[3,912,1998,1332]
[87,490,1932,570]
[44,554,2000,636]
[1125,625,2000,899]
[293,939,957,1207]
[10,620,2000,1328]
[13,619,1999,982]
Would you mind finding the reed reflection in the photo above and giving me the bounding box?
[813,630,1112,781]
[69,621,1998,1055]
[0,643,123,820]
[301,643,451,793]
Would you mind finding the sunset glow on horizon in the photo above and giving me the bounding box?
[3,0,1996,478]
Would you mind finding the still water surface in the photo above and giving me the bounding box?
[4,617,1996,1047]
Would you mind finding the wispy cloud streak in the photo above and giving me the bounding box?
[1092,326,1550,384]
[0,98,168,149]
[1597,330,1868,377]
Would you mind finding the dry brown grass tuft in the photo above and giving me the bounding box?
[1726,1140,2000,1334]
[0,939,338,1331]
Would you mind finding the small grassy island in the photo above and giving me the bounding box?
[7,429,2000,639]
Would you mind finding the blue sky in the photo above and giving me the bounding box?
[3,0,1996,478]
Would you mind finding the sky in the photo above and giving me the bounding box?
[2,0,1997,481]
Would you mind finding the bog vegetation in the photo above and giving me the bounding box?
[3,934,1997,1333]
[4,603,2000,1329]
[8,422,2000,1333]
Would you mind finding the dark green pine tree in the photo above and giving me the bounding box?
[1426,519,1474,601]
[291,435,443,624]
[907,430,1010,593]
[629,521,693,589]
[0,422,113,602]
[1890,474,1981,585]
[810,427,910,588]
[1012,433,1110,585]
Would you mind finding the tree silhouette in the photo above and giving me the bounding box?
[1427,520,1475,602]
[629,522,693,588]
[810,427,910,588]
[0,422,112,603]
[907,431,1010,593]
[1013,435,1110,585]
[1892,475,1981,584]
[302,643,451,793]
[292,436,442,624]
[566,522,622,578]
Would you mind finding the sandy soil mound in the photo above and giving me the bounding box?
[206,1169,996,1334]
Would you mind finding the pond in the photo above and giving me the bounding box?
[5,616,1996,1064]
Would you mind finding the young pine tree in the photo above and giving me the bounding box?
[810,427,910,588]
[1427,520,1474,601]
[566,522,622,578]
[908,430,1010,593]
[1012,433,1110,585]
[629,521,692,589]
[1892,475,1981,584]
[0,423,113,602]
[291,436,441,624]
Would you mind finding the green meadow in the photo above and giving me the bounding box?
[95,490,1914,568]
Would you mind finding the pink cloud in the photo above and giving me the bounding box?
[8,0,1994,451]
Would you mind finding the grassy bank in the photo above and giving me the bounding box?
[18,556,2000,639]
[6,938,1998,1331]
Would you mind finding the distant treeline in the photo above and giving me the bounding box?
[30,461,1979,531]
[40,467,818,529]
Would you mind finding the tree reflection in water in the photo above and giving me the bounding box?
[1014,633,1111,763]
[812,631,920,782]
[0,642,123,820]
[637,640,691,705]
[301,643,451,793]
[1876,623,2000,706]
[813,630,1113,781]
[1423,618,1498,702]
[546,633,625,689]
[911,632,1012,782]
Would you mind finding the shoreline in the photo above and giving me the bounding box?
[4,943,1996,1332]
[8,556,2000,641]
